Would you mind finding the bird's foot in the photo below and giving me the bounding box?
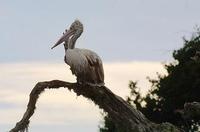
[86,82,105,87]
[76,78,83,85]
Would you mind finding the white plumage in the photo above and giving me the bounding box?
[52,20,104,85]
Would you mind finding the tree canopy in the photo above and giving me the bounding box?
[100,30,200,132]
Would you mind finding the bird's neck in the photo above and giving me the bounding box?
[68,30,82,49]
[68,36,77,49]
[69,42,75,49]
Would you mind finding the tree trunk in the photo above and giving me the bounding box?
[9,80,182,132]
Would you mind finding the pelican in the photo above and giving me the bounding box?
[51,20,104,86]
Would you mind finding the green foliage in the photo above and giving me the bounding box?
[99,114,126,132]
[100,30,200,132]
[141,31,200,131]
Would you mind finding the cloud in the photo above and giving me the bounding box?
[0,61,166,132]
[104,61,166,96]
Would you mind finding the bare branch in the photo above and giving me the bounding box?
[9,80,75,132]
[9,80,181,132]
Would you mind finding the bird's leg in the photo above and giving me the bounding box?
[70,67,76,75]
[76,77,83,85]
[76,77,80,84]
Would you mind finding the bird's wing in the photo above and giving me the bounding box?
[82,49,104,83]
[66,48,104,84]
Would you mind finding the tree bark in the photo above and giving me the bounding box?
[9,80,182,132]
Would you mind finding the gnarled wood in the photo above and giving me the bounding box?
[9,80,181,132]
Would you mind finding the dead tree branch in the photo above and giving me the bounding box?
[9,80,181,132]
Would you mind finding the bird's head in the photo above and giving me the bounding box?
[51,20,83,49]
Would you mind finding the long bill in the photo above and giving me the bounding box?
[51,29,75,49]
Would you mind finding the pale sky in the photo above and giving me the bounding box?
[1,0,200,62]
[0,62,165,132]
[1,0,200,132]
